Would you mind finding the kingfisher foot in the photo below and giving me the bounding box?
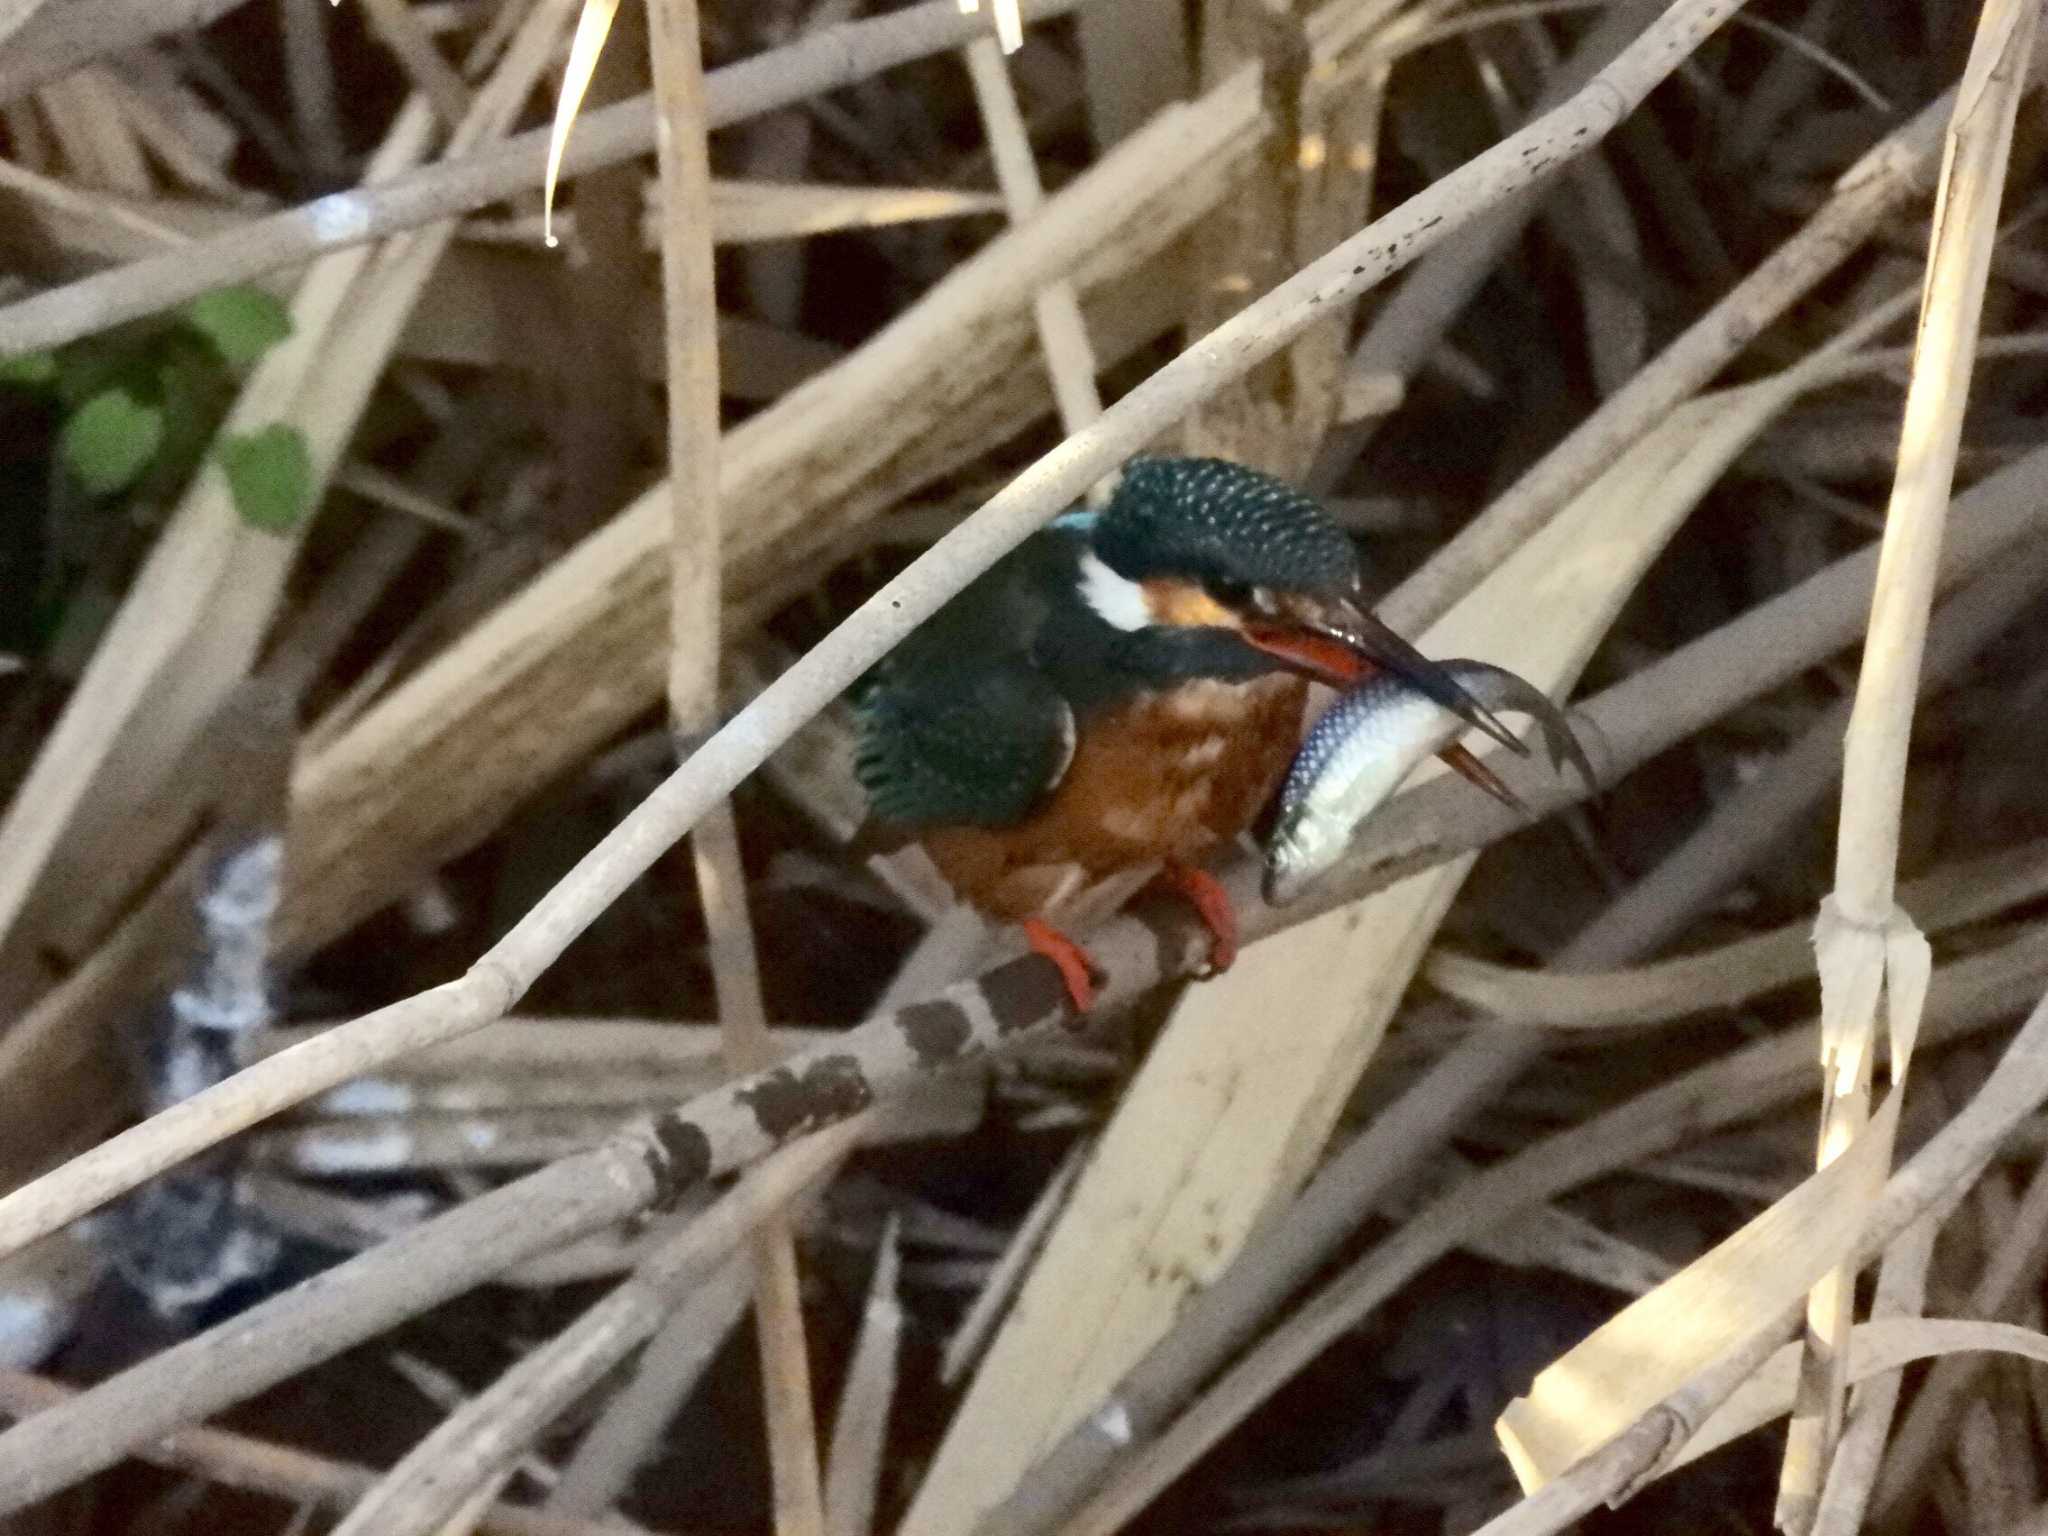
[1156,859,1238,975]
[1023,918,1103,1014]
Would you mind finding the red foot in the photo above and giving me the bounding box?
[1024,918,1102,1014]
[1157,859,1238,975]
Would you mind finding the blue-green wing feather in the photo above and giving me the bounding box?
[855,662,1072,827]
[855,532,1078,829]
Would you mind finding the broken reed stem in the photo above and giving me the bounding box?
[0,0,1750,1268]
[329,1118,865,1536]
[647,0,826,1526]
[4,441,2048,1514]
[1781,3,2038,1526]
[0,0,1090,357]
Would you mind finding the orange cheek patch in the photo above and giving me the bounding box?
[1142,580,1240,628]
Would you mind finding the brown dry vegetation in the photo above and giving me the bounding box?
[0,1,2047,1535]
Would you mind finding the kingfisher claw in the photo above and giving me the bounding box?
[1157,859,1239,975]
[1024,918,1103,1014]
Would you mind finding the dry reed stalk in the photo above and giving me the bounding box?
[1015,936,2048,1536]
[328,1117,866,1536]
[2,416,2043,1334]
[253,1109,684,1174]
[1806,1190,1952,1536]
[259,28,1970,996]
[0,1371,632,1536]
[0,0,574,1000]
[0,0,267,103]
[1468,1313,1803,1536]
[381,1353,588,1512]
[1073,0,1187,147]
[1312,0,1664,477]
[1781,2,2039,1524]
[0,0,1742,1254]
[644,0,825,1523]
[260,1018,845,1075]
[36,67,152,195]
[1500,1311,2048,1536]
[0,0,52,50]
[0,154,192,246]
[544,1257,753,1515]
[823,1214,905,1536]
[1428,832,2048,1031]
[1379,70,1976,638]
[358,0,472,126]
[909,370,1773,1536]
[5,442,2048,1513]
[0,0,1093,355]
[281,0,346,183]
[941,1138,1090,1386]
[1867,1150,2048,1528]
[964,35,1102,436]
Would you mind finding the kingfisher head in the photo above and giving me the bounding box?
[1061,457,1378,685]
[1052,458,1525,754]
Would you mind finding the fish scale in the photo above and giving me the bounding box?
[1263,660,1596,906]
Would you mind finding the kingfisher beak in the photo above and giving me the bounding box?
[1242,594,1529,757]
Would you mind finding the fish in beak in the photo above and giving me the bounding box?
[1241,592,1529,758]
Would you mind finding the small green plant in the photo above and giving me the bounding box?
[5,284,306,521]
[218,424,314,534]
[0,285,311,660]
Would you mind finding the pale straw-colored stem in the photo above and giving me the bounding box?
[1779,3,2040,1526]
[648,0,826,1525]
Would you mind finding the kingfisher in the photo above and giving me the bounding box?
[854,457,1522,1012]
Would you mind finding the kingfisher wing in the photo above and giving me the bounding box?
[855,657,1074,828]
[854,536,1078,829]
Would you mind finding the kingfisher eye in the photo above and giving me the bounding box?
[1204,576,1255,610]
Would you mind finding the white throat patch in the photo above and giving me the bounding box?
[1078,551,1152,632]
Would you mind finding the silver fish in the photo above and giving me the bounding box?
[1262,660,1596,905]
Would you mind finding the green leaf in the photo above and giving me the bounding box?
[59,389,164,496]
[0,351,56,387]
[151,343,235,493]
[182,287,293,368]
[220,424,313,532]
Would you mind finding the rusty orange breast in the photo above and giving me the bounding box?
[921,674,1306,923]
